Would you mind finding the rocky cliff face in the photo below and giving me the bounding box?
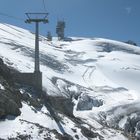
[0,58,22,118]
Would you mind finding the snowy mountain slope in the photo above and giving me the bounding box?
[0,23,140,139]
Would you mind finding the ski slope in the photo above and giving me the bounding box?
[0,23,140,139]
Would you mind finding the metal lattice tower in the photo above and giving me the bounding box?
[56,20,65,40]
[25,13,49,72]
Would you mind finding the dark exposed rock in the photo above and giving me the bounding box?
[0,84,21,117]
[0,91,20,116]
[96,41,140,55]
[135,121,140,139]
[8,134,31,140]
[136,121,140,131]
[81,126,101,138]
[52,129,74,140]
[62,133,74,140]
[0,58,11,79]
[124,116,140,139]
[0,58,22,118]
[71,128,77,133]
[125,40,137,46]
[21,92,43,109]
[76,94,103,111]
[46,96,74,117]
[0,108,5,118]
[75,134,79,139]
[18,135,31,140]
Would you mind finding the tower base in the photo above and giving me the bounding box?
[14,72,42,91]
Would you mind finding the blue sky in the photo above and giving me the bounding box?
[0,0,140,44]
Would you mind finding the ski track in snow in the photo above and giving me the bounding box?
[82,66,96,87]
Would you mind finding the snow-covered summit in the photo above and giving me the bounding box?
[0,23,140,139]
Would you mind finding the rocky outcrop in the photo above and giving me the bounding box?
[124,116,140,139]
[76,94,103,111]
[46,95,74,117]
[0,90,21,117]
[0,58,22,118]
[0,58,13,84]
[81,126,103,139]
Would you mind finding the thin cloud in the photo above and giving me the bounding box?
[125,7,132,14]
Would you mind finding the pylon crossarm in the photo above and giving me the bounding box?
[25,13,49,23]
[25,19,48,23]
[25,12,49,15]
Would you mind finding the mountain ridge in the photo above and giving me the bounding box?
[0,23,140,139]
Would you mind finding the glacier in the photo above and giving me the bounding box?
[0,23,140,139]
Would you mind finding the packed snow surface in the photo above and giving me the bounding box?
[0,23,140,139]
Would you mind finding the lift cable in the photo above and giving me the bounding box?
[42,0,47,12]
[0,12,24,21]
